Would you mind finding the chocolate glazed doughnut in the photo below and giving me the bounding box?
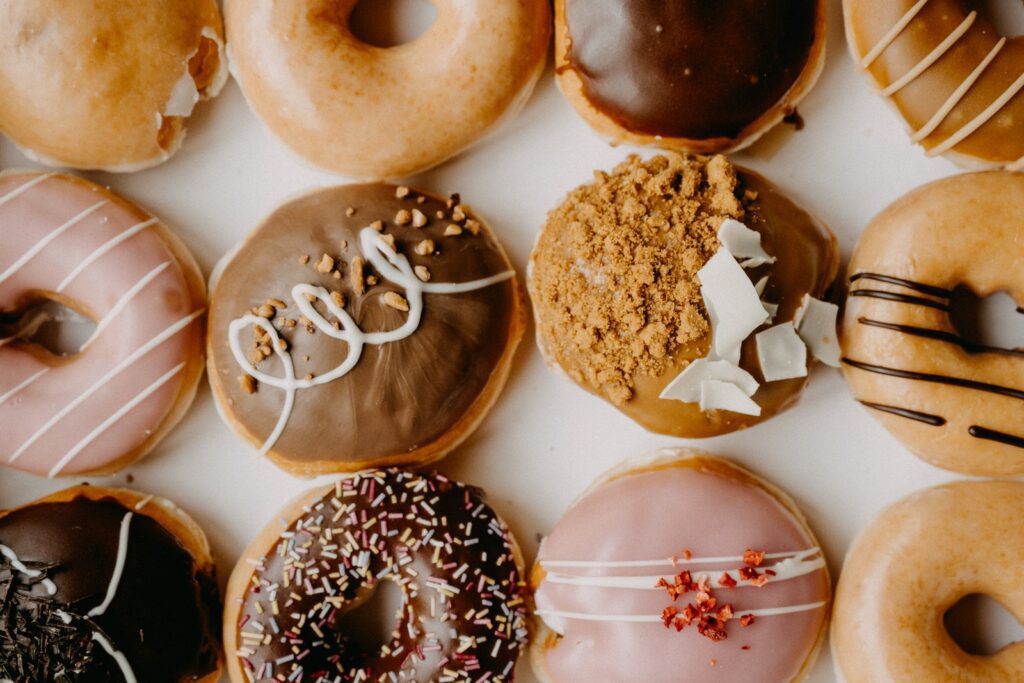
[0,486,222,682]
[208,184,524,475]
[224,469,529,683]
[555,0,827,152]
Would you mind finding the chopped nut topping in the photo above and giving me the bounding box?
[370,220,384,232]
[415,265,431,282]
[350,257,366,294]
[298,254,310,265]
[366,275,379,286]
[277,338,288,351]
[330,291,346,309]
[452,205,466,222]
[416,195,426,204]
[445,224,463,237]
[395,209,412,226]
[240,374,257,394]
[415,239,435,256]
[383,291,410,311]
[340,239,348,250]
[332,270,342,279]
[304,293,317,303]
[395,185,411,199]
[435,210,446,220]
[380,234,396,249]
[256,304,275,319]
[346,207,356,217]
[304,373,314,381]
[464,219,481,235]
[316,253,335,273]
[283,319,297,328]
[412,209,428,228]
[267,298,287,309]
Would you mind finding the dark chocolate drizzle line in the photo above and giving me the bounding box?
[848,289,949,311]
[969,426,1024,449]
[858,318,1024,357]
[842,358,1024,401]
[858,400,946,426]
[848,273,953,299]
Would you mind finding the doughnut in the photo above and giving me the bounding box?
[553,0,827,153]
[529,153,839,438]
[0,485,222,682]
[0,172,206,478]
[0,1,227,172]
[844,0,1024,169]
[224,468,528,682]
[833,479,1024,680]
[225,0,551,179]
[530,449,831,682]
[208,183,524,475]
[841,171,1024,476]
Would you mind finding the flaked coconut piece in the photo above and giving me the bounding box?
[698,249,769,360]
[660,358,759,403]
[718,219,777,269]
[794,295,841,367]
[699,380,762,416]
[755,322,809,382]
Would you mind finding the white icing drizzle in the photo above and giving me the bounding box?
[0,173,53,209]
[926,70,1024,156]
[7,309,203,464]
[228,227,514,455]
[0,543,57,595]
[87,512,133,617]
[134,495,154,511]
[0,367,49,406]
[540,549,814,569]
[880,11,977,97]
[912,37,1007,142]
[860,0,931,67]
[48,362,186,477]
[535,602,827,624]
[91,631,138,683]
[0,201,107,286]
[81,261,172,350]
[56,219,160,292]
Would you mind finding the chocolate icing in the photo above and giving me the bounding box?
[233,469,527,682]
[0,496,220,682]
[562,0,819,139]
[208,184,519,467]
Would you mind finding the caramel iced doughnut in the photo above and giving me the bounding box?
[833,480,1024,681]
[224,469,528,683]
[845,0,1024,169]
[0,0,227,172]
[531,449,831,683]
[0,485,222,682]
[554,0,826,153]
[0,172,206,478]
[226,0,550,179]
[529,154,839,437]
[842,172,1024,476]
[208,183,524,475]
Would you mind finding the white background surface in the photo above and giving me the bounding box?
[2,1,1023,680]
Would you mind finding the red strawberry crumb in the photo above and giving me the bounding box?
[743,549,766,567]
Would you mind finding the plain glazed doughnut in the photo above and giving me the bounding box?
[833,480,1024,681]
[844,0,1024,169]
[0,172,206,478]
[0,485,222,682]
[226,0,551,179]
[554,0,827,153]
[207,183,524,475]
[841,171,1024,476]
[0,0,228,172]
[224,469,529,683]
[530,449,831,683]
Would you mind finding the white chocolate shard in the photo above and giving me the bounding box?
[756,322,809,382]
[660,358,758,403]
[718,219,777,269]
[698,249,770,360]
[699,379,762,416]
[794,295,841,367]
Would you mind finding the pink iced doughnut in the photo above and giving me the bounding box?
[0,171,206,477]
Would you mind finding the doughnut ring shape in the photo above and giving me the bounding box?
[833,480,1024,681]
[844,0,1024,169]
[841,171,1024,476]
[0,172,206,478]
[226,0,551,179]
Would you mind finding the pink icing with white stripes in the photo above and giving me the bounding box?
[0,172,203,477]
[534,453,830,682]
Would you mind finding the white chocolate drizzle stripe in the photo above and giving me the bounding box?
[228,227,514,456]
[912,37,1007,142]
[7,309,203,464]
[540,549,815,569]
[0,544,57,595]
[83,262,172,349]
[91,631,138,683]
[56,219,159,292]
[0,201,107,286]
[535,602,827,624]
[48,363,185,477]
[861,0,931,67]
[926,71,1024,156]
[881,12,977,97]
[0,173,53,209]
[87,512,133,616]
[0,368,50,406]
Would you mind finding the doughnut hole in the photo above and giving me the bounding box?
[948,286,1024,353]
[335,578,406,665]
[349,0,437,48]
[944,593,1024,656]
[977,0,1024,38]
[0,297,96,357]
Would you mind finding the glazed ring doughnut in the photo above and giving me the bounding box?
[844,0,1024,169]
[226,0,551,179]
[0,485,223,682]
[0,0,228,172]
[841,171,1024,476]
[833,479,1024,681]
[531,449,831,683]
[0,172,206,478]
[224,469,529,683]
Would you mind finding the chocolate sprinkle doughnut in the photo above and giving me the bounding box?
[224,469,529,683]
